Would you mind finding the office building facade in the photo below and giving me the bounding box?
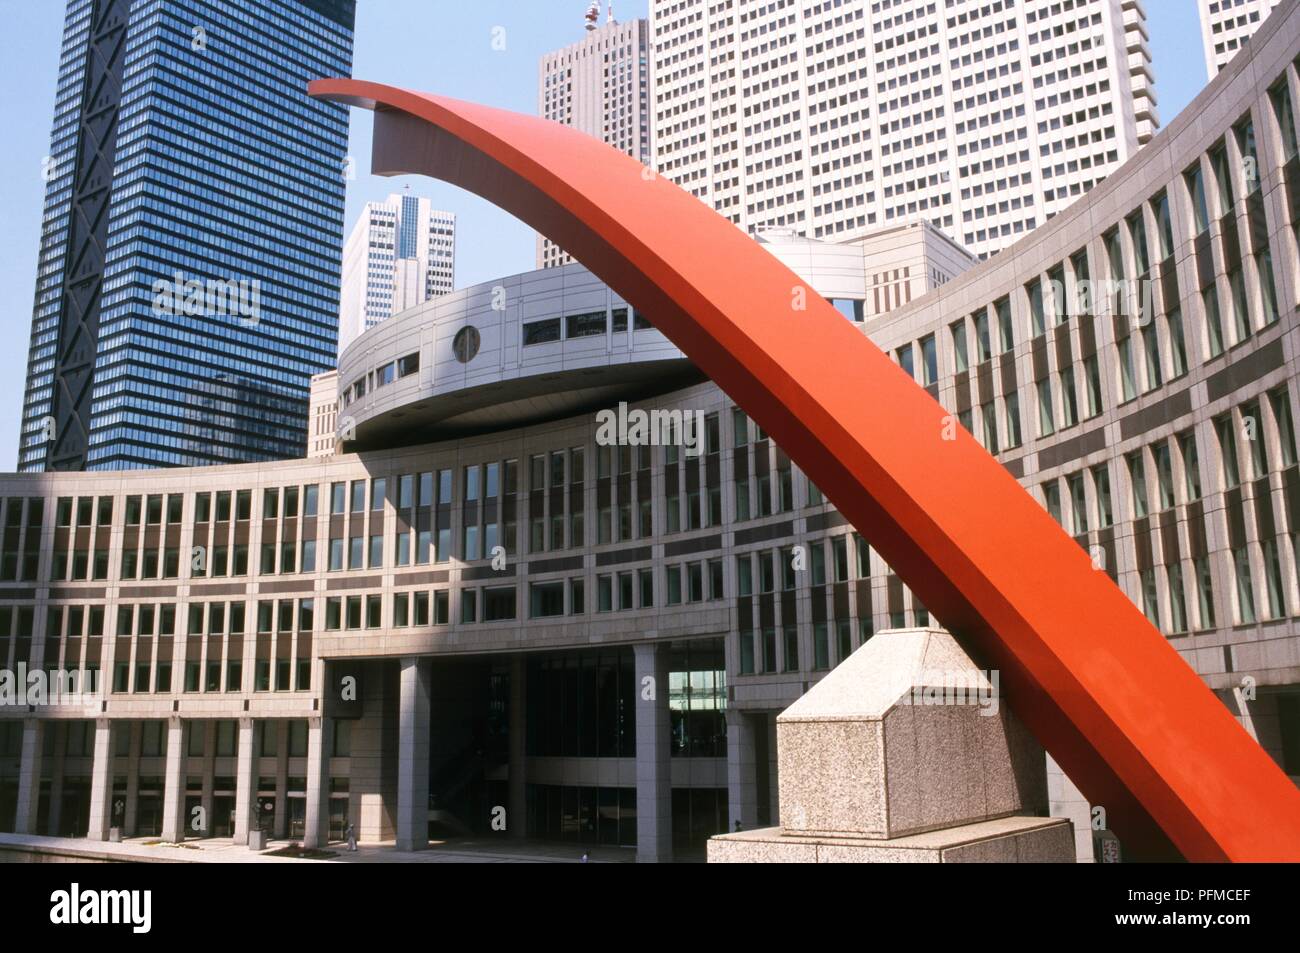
[17,0,355,473]
[338,193,456,352]
[538,9,652,268]
[1199,0,1284,78]
[650,0,1158,259]
[2,0,1299,863]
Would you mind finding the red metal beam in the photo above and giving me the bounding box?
[310,78,1300,861]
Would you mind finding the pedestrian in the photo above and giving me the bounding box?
[346,822,357,852]
[580,851,589,863]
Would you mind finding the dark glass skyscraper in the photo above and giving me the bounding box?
[18,0,355,471]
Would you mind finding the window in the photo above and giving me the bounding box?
[1153,442,1175,510]
[1185,163,1209,236]
[1167,308,1188,378]
[1270,79,1299,161]
[995,297,1014,353]
[1042,481,1062,525]
[1027,280,1045,337]
[1068,473,1089,535]
[523,318,562,345]
[1271,390,1298,467]
[1236,117,1260,193]
[565,310,606,339]
[1036,379,1055,437]
[1263,539,1287,620]
[1233,547,1256,624]
[483,587,516,622]
[1140,568,1161,628]
[1152,192,1175,260]
[974,309,992,362]
[1083,354,1103,418]
[1127,452,1149,518]
[896,344,914,379]
[1167,564,1188,634]
[1127,211,1151,277]
[950,321,968,372]
[1179,431,1203,501]
[919,334,937,385]
[1216,415,1241,488]
[1004,391,1023,449]
[981,403,999,454]
[1203,288,1224,358]
[1059,369,1079,428]
[1227,268,1250,345]
[1209,142,1235,216]
[1195,556,1216,629]
[1256,251,1280,326]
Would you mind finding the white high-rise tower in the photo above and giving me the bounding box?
[538,5,652,268]
[650,0,1159,260]
[1198,0,1283,78]
[338,192,456,352]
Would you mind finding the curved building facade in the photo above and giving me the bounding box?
[2,1,1300,861]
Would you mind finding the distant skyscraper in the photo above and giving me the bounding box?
[650,0,1158,260]
[18,0,356,472]
[537,3,651,268]
[338,192,456,352]
[1198,0,1283,78]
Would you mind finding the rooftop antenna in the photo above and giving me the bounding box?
[607,2,615,24]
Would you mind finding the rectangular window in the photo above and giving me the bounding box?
[1233,547,1256,624]
[950,320,968,373]
[1005,391,1023,449]
[1127,452,1150,518]
[1185,164,1209,235]
[1167,564,1188,634]
[995,297,1014,353]
[1153,442,1175,510]
[1216,415,1241,488]
[1036,379,1055,437]
[1194,556,1216,629]
[1167,308,1188,378]
[1179,431,1203,500]
[522,318,562,345]
[1203,289,1224,358]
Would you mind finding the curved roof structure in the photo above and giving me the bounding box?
[310,65,1300,860]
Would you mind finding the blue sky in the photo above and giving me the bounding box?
[0,0,1206,469]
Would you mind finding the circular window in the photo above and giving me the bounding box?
[453,325,481,364]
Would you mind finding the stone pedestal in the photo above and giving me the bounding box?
[708,628,1075,863]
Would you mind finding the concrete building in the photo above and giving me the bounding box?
[1199,0,1284,78]
[339,193,457,353]
[538,5,652,268]
[650,0,1159,260]
[1,0,1299,862]
[308,372,341,460]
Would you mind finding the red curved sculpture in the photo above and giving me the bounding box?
[310,78,1300,861]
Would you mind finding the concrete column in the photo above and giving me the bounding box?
[273,721,289,838]
[86,719,114,841]
[124,720,142,835]
[161,717,186,843]
[47,723,67,836]
[303,716,330,849]
[507,654,527,839]
[634,642,672,863]
[395,656,430,852]
[232,717,256,845]
[13,718,44,834]
[725,709,758,833]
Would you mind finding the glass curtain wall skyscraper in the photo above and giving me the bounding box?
[18,0,356,472]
